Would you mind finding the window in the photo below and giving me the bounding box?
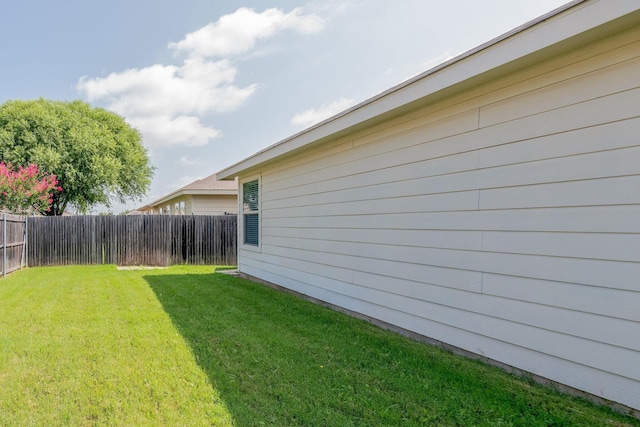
[243,179,259,246]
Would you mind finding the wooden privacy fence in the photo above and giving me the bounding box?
[0,214,27,277]
[27,215,237,267]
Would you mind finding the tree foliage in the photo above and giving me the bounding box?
[0,99,154,215]
[0,163,61,214]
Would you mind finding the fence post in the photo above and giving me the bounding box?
[24,216,28,269]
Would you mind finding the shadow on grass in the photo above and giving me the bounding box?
[144,272,640,427]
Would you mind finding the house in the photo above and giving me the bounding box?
[137,173,237,215]
[218,0,640,413]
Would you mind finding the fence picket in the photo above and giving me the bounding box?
[0,214,27,276]
[26,215,237,267]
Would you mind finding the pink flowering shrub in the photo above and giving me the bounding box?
[0,163,62,214]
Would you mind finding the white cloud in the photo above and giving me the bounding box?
[291,97,356,127]
[77,7,325,149]
[78,59,255,118]
[178,156,198,166]
[169,7,324,58]
[77,59,250,147]
[127,115,221,147]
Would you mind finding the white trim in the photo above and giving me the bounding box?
[239,174,261,253]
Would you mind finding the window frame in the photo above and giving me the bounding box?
[240,175,261,251]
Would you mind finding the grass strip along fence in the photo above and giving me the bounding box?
[27,214,237,267]
[0,265,638,426]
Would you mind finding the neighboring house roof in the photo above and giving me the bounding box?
[138,173,237,211]
[218,0,639,180]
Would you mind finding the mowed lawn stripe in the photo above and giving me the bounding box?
[0,265,232,426]
[146,269,640,427]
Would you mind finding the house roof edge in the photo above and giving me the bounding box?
[218,0,636,180]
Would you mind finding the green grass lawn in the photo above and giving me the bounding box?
[0,265,638,426]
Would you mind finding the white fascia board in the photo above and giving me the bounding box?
[144,190,187,208]
[147,189,236,207]
[217,0,639,180]
[186,189,237,196]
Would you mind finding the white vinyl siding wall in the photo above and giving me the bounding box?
[184,196,194,215]
[237,23,640,409]
[149,195,237,215]
[192,195,238,215]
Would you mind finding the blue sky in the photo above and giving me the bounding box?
[1,0,569,213]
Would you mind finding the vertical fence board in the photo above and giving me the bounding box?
[0,214,27,276]
[25,215,237,267]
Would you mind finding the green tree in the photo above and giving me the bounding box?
[0,99,154,215]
